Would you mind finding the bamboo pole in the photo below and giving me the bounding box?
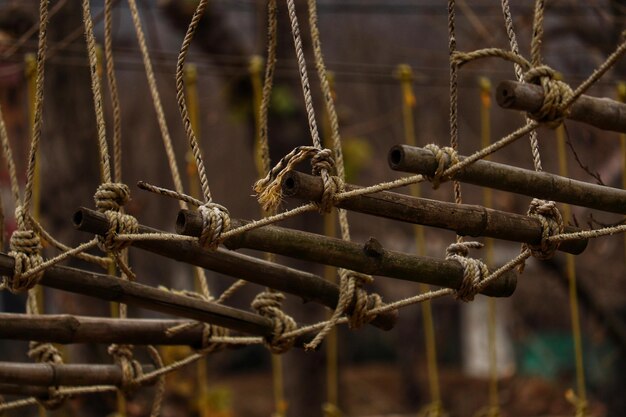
[175,210,517,297]
[73,208,397,331]
[0,362,154,387]
[0,253,309,345]
[389,144,626,215]
[281,171,587,255]
[0,313,238,348]
[619,82,626,262]
[0,384,50,398]
[496,80,626,134]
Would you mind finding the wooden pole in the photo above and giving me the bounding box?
[0,253,309,345]
[281,170,587,255]
[0,384,50,398]
[389,144,626,215]
[0,362,154,387]
[496,80,626,134]
[73,207,398,331]
[175,210,517,298]
[0,313,238,348]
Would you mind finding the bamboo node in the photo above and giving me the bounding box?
[251,291,296,354]
[198,203,231,249]
[523,65,573,128]
[424,144,459,189]
[446,242,489,302]
[521,199,563,269]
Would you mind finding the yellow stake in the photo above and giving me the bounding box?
[396,64,443,416]
[320,71,341,417]
[477,77,501,417]
[556,125,588,416]
[618,82,626,262]
[249,56,288,417]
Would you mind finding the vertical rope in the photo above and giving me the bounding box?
[501,0,543,172]
[104,0,123,183]
[556,126,588,416]
[174,0,213,203]
[447,0,463,218]
[81,0,111,185]
[397,64,443,416]
[126,0,187,210]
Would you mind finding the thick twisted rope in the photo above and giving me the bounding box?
[445,242,489,302]
[252,291,297,354]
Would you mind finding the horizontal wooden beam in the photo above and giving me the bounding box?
[0,362,154,387]
[0,313,230,348]
[389,144,626,215]
[0,253,310,347]
[175,210,517,298]
[497,80,626,134]
[280,170,587,255]
[73,208,397,331]
[0,383,50,398]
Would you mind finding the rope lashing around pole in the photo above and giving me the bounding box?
[521,199,564,264]
[198,203,231,250]
[94,183,139,253]
[423,144,459,189]
[4,212,44,293]
[254,146,337,212]
[107,344,143,396]
[27,341,66,409]
[445,241,489,302]
[305,270,382,351]
[251,291,297,354]
[523,66,574,128]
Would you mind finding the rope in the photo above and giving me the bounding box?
[104,0,123,183]
[252,291,297,354]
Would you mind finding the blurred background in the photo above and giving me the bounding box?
[0,1,625,416]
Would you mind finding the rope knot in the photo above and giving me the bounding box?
[98,211,139,252]
[198,203,230,249]
[424,144,459,189]
[251,291,296,354]
[523,199,563,262]
[108,344,143,394]
[346,271,382,330]
[6,229,43,293]
[28,342,67,409]
[446,241,489,302]
[523,65,573,128]
[94,182,131,212]
[253,146,333,212]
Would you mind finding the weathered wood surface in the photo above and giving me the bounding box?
[389,144,626,215]
[497,80,626,134]
[73,208,397,331]
[280,170,587,255]
[176,210,517,298]
[0,362,154,387]
[0,383,51,398]
[0,253,309,345]
[0,313,224,348]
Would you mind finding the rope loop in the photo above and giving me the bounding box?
[198,203,231,249]
[251,291,297,354]
[344,271,380,329]
[94,182,131,212]
[5,228,44,293]
[424,144,459,189]
[108,344,143,395]
[523,199,563,261]
[253,146,333,212]
[446,241,489,302]
[523,65,573,128]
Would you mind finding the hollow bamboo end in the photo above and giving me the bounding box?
[387,145,406,170]
[496,80,517,108]
[281,170,300,197]
[72,208,87,230]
